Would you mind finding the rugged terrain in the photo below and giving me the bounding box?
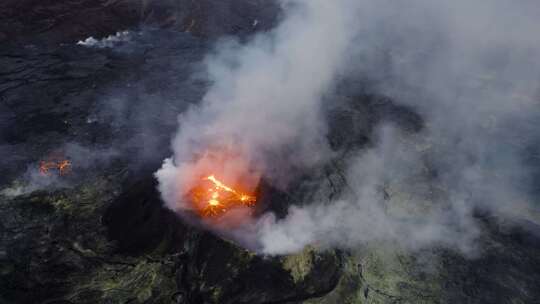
[1,2,540,304]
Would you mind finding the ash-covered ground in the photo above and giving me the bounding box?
[2,1,540,304]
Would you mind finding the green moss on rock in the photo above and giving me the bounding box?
[282,246,317,284]
[69,259,177,304]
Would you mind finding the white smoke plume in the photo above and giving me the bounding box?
[256,0,540,254]
[77,31,132,48]
[156,0,360,212]
[157,0,540,255]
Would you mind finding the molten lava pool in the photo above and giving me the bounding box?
[188,175,257,217]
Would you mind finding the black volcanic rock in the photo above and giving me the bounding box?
[103,175,189,255]
[0,0,140,46]
[0,0,280,47]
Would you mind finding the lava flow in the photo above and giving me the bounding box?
[39,159,71,176]
[189,175,257,217]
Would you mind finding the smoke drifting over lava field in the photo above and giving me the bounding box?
[157,0,540,256]
[1,0,540,303]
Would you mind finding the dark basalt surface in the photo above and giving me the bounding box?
[0,0,279,47]
[1,1,540,304]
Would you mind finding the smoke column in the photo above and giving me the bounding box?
[156,0,359,213]
[157,0,540,254]
[256,0,540,254]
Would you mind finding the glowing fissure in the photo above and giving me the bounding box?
[190,174,257,217]
[39,159,71,176]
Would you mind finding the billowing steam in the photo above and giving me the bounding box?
[77,31,132,48]
[156,0,359,212]
[157,0,540,255]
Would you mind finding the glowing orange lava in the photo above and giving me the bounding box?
[39,159,71,176]
[189,175,257,217]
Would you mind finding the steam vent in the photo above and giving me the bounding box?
[2,1,540,303]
